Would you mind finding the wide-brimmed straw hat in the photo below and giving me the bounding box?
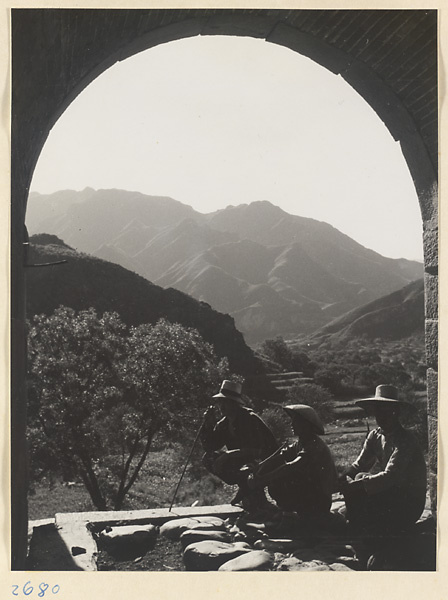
[283,404,325,435]
[355,384,411,413]
[212,380,245,406]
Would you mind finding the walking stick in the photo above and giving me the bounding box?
[169,409,210,512]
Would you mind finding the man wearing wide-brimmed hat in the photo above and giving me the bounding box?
[248,404,337,516]
[200,380,279,509]
[339,384,427,536]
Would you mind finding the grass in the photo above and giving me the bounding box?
[28,431,367,520]
[325,430,367,473]
[28,481,96,520]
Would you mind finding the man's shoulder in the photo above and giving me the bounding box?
[394,424,421,446]
[304,434,331,454]
[240,407,258,420]
[242,407,267,424]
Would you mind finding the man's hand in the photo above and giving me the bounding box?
[202,406,216,426]
[247,472,262,490]
[339,474,366,495]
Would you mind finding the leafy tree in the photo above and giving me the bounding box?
[286,382,335,423]
[27,307,228,510]
[314,366,350,396]
[261,405,294,442]
[258,336,292,370]
[354,362,412,390]
[258,336,313,374]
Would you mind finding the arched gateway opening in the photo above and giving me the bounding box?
[11,9,438,569]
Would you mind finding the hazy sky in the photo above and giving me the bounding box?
[30,35,423,261]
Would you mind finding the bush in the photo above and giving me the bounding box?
[260,405,293,444]
[286,383,335,423]
[258,336,313,374]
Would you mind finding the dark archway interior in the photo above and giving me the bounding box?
[11,9,438,569]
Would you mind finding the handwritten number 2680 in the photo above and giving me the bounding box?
[11,583,60,596]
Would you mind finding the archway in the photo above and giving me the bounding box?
[11,9,438,569]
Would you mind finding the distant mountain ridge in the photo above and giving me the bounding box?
[309,278,424,342]
[27,189,423,343]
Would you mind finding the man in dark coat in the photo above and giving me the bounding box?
[200,380,279,508]
[248,404,337,517]
[339,384,427,536]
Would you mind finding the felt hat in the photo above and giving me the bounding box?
[212,380,245,406]
[283,404,325,435]
[355,384,411,413]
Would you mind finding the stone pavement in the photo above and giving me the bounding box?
[26,501,436,572]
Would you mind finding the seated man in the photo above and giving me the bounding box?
[200,380,279,508]
[339,384,427,536]
[249,404,337,517]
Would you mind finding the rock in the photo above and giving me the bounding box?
[244,522,266,530]
[277,556,331,571]
[218,550,274,571]
[334,556,361,570]
[292,548,337,564]
[183,541,252,571]
[100,524,158,549]
[329,562,355,571]
[277,556,303,571]
[331,500,345,513]
[273,552,287,565]
[289,560,332,571]
[253,538,305,553]
[313,541,356,557]
[180,529,232,549]
[160,517,225,540]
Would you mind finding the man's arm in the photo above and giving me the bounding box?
[251,449,305,487]
[243,412,279,460]
[199,409,227,451]
[360,438,415,495]
[349,431,378,474]
[338,431,378,490]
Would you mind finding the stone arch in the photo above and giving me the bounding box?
[11,9,438,568]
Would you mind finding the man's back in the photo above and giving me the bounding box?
[203,406,278,460]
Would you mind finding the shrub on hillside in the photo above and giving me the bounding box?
[260,405,293,444]
[258,336,314,375]
[286,382,335,424]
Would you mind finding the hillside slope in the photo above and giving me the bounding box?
[310,278,424,342]
[26,235,264,382]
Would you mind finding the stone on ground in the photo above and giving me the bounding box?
[218,550,274,571]
[254,538,305,553]
[277,557,332,571]
[276,556,303,571]
[329,562,356,571]
[183,540,251,571]
[100,525,158,552]
[160,517,225,540]
[100,524,158,550]
[333,556,361,570]
[180,529,231,549]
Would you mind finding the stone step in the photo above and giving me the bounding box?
[270,377,314,386]
[266,372,304,380]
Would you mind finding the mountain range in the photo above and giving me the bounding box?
[26,189,423,343]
